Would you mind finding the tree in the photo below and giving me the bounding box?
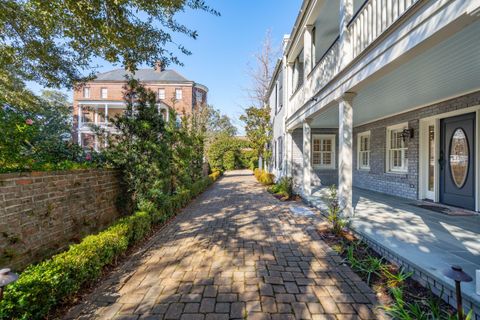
[195,104,237,137]
[246,29,279,106]
[0,90,84,171]
[195,104,238,164]
[240,106,272,169]
[102,77,206,208]
[102,78,174,204]
[0,0,218,110]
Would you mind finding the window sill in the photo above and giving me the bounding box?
[386,171,408,177]
[357,168,370,172]
[313,166,336,170]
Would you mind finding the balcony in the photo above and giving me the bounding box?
[349,0,421,59]
[288,0,422,117]
[78,104,126,131]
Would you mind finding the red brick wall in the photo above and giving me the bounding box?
[0,169,124,270]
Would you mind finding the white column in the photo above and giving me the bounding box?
[77,104,82,145]
[303,119,313,196]
[339,0,354,69]
[338,92,356,216]
[303,25,314,76]
[285,129,293,177]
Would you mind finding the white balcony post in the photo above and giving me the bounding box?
[286,61,294,116]
[339,0,354,69]
[285,129,293,177]
[77,104,82,145]
[338,92,356,216]
[303,25,314,76]
[303,118,313,196]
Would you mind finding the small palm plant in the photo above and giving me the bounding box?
[326,185,349,235]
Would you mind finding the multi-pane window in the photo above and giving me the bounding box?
[158,88,165,100]
[175,88,183,100]
[83,87,90,98]
[100,88,108,99]
[357,132,370,170]
[273,141,277,168]
[278,136,283,170]
[312,135,335,169]
[387,124,408,173]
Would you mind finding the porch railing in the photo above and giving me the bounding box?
[348,0,420,59]
[288,0,421,118]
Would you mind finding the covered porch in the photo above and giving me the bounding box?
[304,186,480,313]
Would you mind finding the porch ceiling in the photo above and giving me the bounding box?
[310,20,480,129]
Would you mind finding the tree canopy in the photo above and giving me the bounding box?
[240,106,272,168]
[0,0,218,109]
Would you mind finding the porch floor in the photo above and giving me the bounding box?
[305,187,480,310]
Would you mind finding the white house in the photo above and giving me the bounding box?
[268,0,480,314]
[269,0,480,213]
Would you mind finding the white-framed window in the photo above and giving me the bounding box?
[83,87,90,98]
[175,88,183,100]
[158,88,165,100]
[357,131,370,170]
[386,123,408,173]
[312,134,335,169]
[278,136,283,170]
[100,87,108,99]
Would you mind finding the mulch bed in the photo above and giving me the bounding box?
[271,193,302,202]
[316,225,456,315]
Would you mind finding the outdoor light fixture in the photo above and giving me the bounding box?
[0,268,18,301]
[443,265,473,320]
[401,128,414,142]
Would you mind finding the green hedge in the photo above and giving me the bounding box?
[0,171,221,320]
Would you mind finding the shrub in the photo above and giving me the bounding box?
[239,149,258,170]
[325,185,349,235]
[206,135,252,171]
[0,173,220,320]
[209,170,221,181]
[268,176,294,200]
[253,168,274,186]
[223,150,236,170]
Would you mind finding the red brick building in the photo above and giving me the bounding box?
[73,67,208,149]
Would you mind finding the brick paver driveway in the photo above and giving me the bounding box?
[65,170,383,320]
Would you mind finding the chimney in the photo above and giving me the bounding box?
[154,60,164,72]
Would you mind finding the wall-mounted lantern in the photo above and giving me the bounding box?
[0,268,18,301]
[401,128,414,142]
[443,265,472,320]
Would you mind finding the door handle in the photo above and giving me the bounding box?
[439,150,444,170]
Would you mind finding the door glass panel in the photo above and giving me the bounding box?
[428,125,434,191]
[449,128,469,188]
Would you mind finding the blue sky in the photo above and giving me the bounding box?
[172,0,302,130]
[32,1,302,132]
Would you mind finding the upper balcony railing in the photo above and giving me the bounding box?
[289,0,421,117]
[348,0,420,59]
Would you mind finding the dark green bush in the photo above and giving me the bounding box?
[223,150,236,170]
